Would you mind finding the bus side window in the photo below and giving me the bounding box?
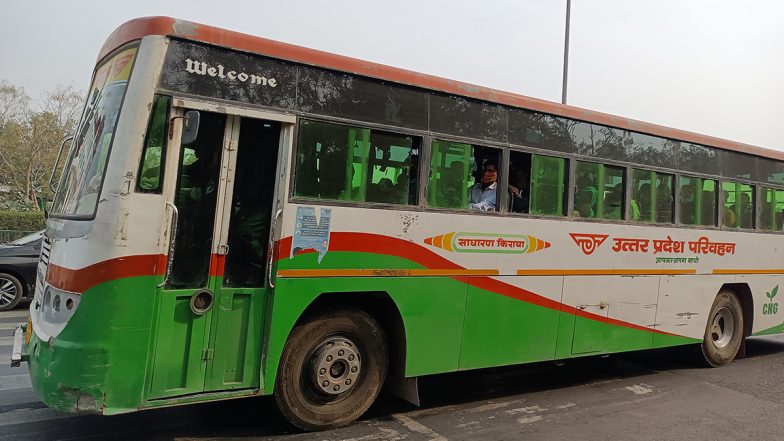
[632,169,673,223]
[760,187,784,231]
[574,161,625,220]
[293,119,419,206]
[679,176,717,227]
[529,154,567,216]
[136,95,171,193]
[721,181,754,229]
[428,141,501,212]
[508,151,530,213]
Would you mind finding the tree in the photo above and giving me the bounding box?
[0,80,83,211]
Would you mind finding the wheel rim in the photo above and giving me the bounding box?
[710,306,736,349]
[310,336,362,396]
[0,277,18,307]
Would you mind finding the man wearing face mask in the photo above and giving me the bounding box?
[469,159,498,211]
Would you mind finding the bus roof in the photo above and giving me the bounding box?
[100,16,784,162]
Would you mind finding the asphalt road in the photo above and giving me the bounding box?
[3,307,784,440]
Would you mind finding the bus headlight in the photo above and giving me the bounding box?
[40,286,81,325]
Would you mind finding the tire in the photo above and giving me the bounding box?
[275,309,388,431]
[0,273,23,312]
[700,290,744,367]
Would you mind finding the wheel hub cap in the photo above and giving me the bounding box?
[0,278,17,306]
[710,306,735,349]
[312,337,361,395]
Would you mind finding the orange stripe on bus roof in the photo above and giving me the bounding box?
[100,16,783,161]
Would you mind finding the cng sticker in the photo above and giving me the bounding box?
[763,285,779,315]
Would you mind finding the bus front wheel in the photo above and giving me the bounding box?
[700,290,744,367]
[275,309,388,431]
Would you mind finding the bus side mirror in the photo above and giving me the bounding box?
[180,110,201,145]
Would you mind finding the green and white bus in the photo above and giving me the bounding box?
[12,16,784,431]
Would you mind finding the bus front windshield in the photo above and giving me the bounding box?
[51,46,137,218]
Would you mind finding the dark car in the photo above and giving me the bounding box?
[0,231,43,311]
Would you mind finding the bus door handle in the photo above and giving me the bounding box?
[49,136,73,192]
[158,202,179,288]
[267,208,283,288]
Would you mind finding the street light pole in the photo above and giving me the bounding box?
[562,0,572,105]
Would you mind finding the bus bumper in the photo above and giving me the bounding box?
[26,329,106,414]
[10,324,28,367]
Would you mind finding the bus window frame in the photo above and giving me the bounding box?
[718,179,758,231]
[284,115,784,234]
[135,94,172,194]
[49,42,139,221]
[570,157,629,223]
[630,167,676,225]
[288,116,426,210]
[676,173,720,230]
[504,146,571,219]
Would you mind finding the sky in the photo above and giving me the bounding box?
[1,0,782,150]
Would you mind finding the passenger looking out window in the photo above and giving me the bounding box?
[428,141,500,211]
[470,160,498,211]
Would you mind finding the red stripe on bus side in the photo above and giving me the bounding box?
[279,232,673,336]
[210,254,226,277]
[46,254,165,293]
[41,233,670,336]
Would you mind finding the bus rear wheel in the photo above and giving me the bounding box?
[275,309,388,431]
[700,290,744,367]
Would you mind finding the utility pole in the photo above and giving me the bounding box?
[562,0,572,105]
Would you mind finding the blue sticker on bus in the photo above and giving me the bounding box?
[291,206,332,263]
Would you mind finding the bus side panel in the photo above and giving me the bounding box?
[741,275,784,336]
[348,276,467,376]
[555,276,659,358]
[459,276,562,370]
[653,275,734,347]
[601,276,659,353]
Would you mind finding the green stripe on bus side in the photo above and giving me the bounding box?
[29,250,702,415]
[752,323,784,336]
[265,251,698,389]
[29,275,160,414]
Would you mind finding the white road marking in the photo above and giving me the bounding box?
[625,383,654,395]
[506,405,547,415]
[0,374,32,391]
[456,421,481,430]
[331,428,406,441]
[471,401,515,412]
[0,337,15,346]
[517,415,544,425]
[0,323,23,331]
[556,402,577,410]
[392,414,447,441]
[0,310,30,319]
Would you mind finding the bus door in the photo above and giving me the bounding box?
[148,106,291,399]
